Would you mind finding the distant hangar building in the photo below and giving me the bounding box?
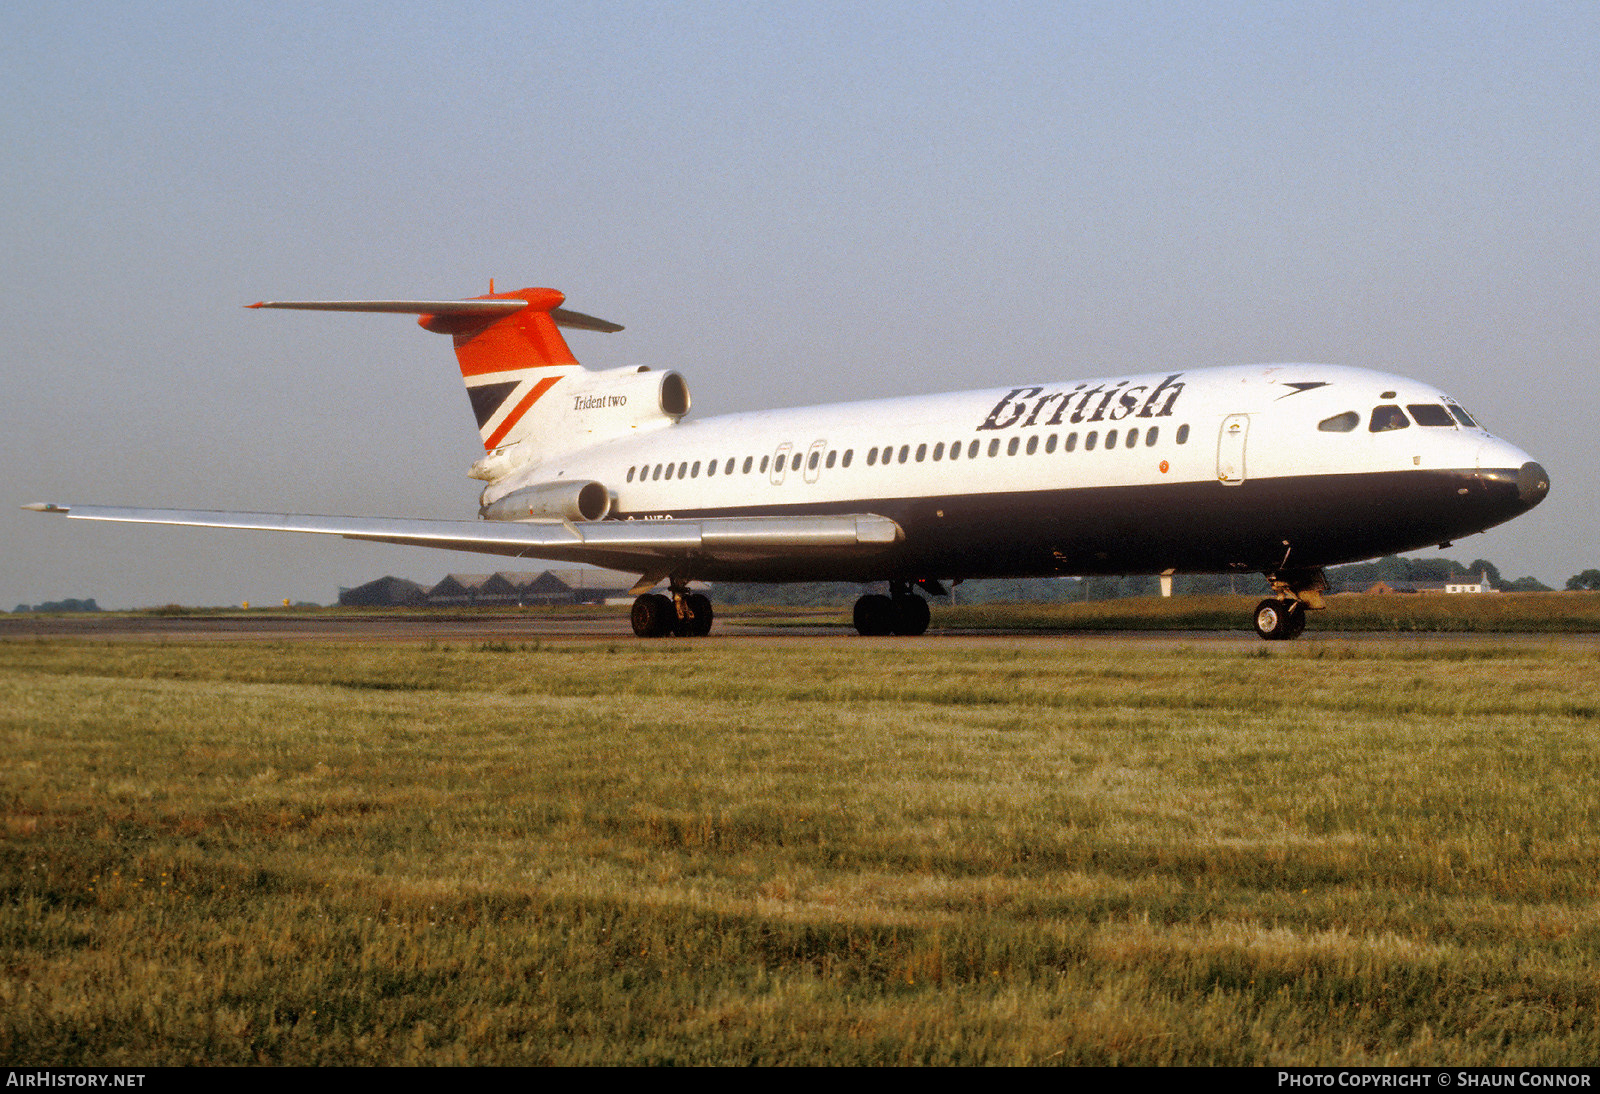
[338,569,640,608]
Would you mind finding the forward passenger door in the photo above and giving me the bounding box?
[1217,414,1249,485]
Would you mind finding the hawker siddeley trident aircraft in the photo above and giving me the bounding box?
[26,286,1550,639]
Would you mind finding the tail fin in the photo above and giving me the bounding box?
[249,287,624,452]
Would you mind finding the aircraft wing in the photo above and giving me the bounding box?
[23,504,901,585]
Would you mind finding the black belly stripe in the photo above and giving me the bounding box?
[610,467,1538,582]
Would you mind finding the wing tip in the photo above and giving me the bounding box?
[22,502,67,513]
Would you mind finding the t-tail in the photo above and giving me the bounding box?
[248,287,690,486]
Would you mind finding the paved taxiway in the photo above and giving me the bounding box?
[4,611,1598,649]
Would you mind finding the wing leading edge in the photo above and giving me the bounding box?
[23,504,901,583]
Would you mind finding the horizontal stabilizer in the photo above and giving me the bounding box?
[248,299,623,332]
[25,505,900,573]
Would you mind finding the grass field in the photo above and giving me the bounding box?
[3,636,1599,1064]
[941,592,1600,633]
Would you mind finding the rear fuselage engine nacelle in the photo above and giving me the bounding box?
[479,480,611,522]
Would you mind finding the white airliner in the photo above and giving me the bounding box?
[26,286,1550,639]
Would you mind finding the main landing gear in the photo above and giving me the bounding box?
[1250,567,1328,641]
[852,580,936,636]
[631,582,713,638]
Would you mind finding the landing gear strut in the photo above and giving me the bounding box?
[852,581,934,637]
[630,583,713,638]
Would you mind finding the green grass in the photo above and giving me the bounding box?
[3,638,1599,1064]
[938,592,1600,633]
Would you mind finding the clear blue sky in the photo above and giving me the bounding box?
[4,1,1595,608]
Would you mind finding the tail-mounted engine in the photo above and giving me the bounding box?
[480,480,612,522]
[469,365,691,483]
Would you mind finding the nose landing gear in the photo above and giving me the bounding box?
[1251,567,1327,641]
[1252,597,1307,640]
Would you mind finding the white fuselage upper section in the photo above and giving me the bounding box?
[488,364,1531,518]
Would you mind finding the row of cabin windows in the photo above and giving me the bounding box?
[623,423,1192,484]
[866,424,1188,465]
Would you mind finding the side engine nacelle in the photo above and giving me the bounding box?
[480,480,611,522]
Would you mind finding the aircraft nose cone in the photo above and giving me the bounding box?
[1518,461,1550,507]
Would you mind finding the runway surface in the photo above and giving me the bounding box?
[4,610,1597,649]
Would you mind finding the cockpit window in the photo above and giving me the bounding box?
[1318,411,1359,432]
[1447,404,1478,428]
[1408,403,1455,427]
[1369,405,1410,433]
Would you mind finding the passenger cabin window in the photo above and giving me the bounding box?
[988,439,1000,457]
[1408,404,1455,427]
[1105,429,1118,448]
[1319,411,1359,432]
[842,449,853,467]
[1007,437,1019,455]
[1085,431,1098,451]
[1176,424,1190,444]
[1145,426,1158,445]
[1370,405,1410,432]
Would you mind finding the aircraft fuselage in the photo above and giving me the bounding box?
[514,363,1546,584]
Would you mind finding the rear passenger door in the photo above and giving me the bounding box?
[803,440,827,484]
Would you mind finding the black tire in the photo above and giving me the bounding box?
[891,594,930,636]
[683,592,714,637]
[853,594,896,636]
[631,593,674,638]
[1253,598,1289,641]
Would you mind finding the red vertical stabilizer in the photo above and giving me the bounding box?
[418,287,579,378]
